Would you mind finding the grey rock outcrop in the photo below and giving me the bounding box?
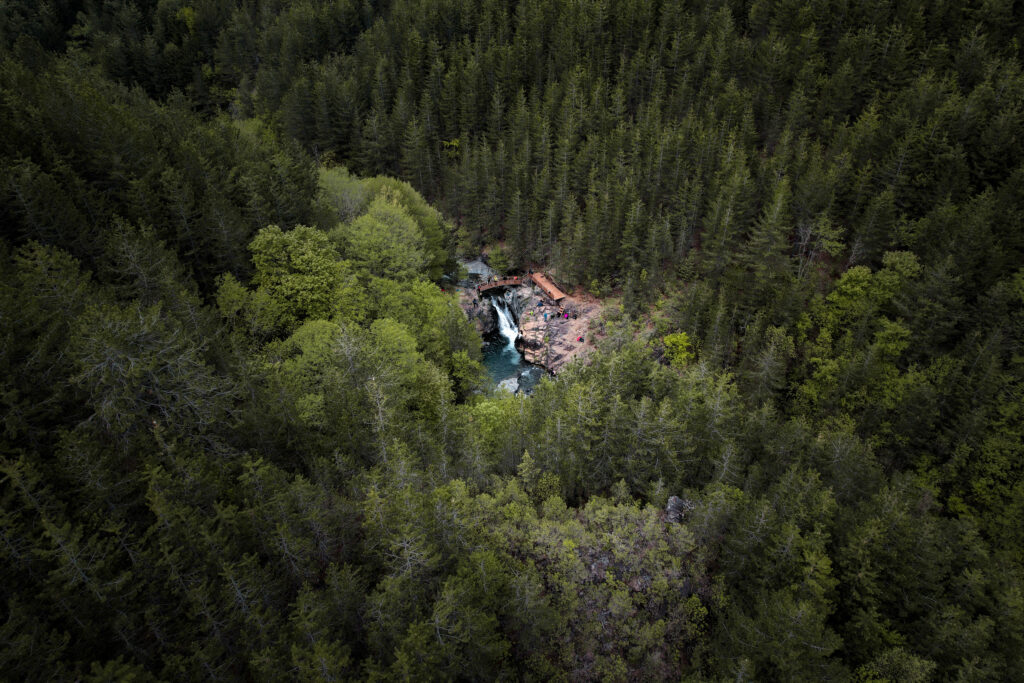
[467,297,498,336]
[665,496,693,524]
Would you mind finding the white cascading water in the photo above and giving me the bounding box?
[484,290,543,395]
[492,293,520,351]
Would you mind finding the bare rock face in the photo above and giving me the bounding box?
[545,329,578,369]
[514,291,596,372]
[517,317,547,365]
[665,496,693,524]
[467,298,497,337]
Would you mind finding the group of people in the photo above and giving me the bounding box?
[475,274,521,288]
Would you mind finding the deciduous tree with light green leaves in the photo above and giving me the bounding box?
[220,224,367,334]
[333,194,428,282]
[663,332,695,367]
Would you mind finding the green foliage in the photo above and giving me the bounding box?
[320,168,456,280]
[337,195,427,281]
[247,224,365,329]
[0,55,320,290]
[2,3,1024,680]
[69,300,233,437]
[662,332,695,368]
[318,166,370,224]
[486,245,510,274]
[368,277,484,393]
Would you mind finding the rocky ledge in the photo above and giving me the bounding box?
[462,295,497,337]
[515,288,599,374]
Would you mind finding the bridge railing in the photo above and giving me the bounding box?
[476,275,529,291]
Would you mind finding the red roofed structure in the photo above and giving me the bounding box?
[530,272,566,301]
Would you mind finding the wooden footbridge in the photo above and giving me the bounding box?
[476,272,566,301]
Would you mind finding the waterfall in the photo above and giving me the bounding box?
[482,288,541,394]
[492,293,520,351]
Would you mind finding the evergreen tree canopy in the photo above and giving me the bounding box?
[2,2,1023,680]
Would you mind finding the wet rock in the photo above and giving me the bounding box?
[505,286,528,320]
[467,298,497,336]
[516,367,545,394]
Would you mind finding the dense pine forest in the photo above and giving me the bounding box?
[2,1,1023,680]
